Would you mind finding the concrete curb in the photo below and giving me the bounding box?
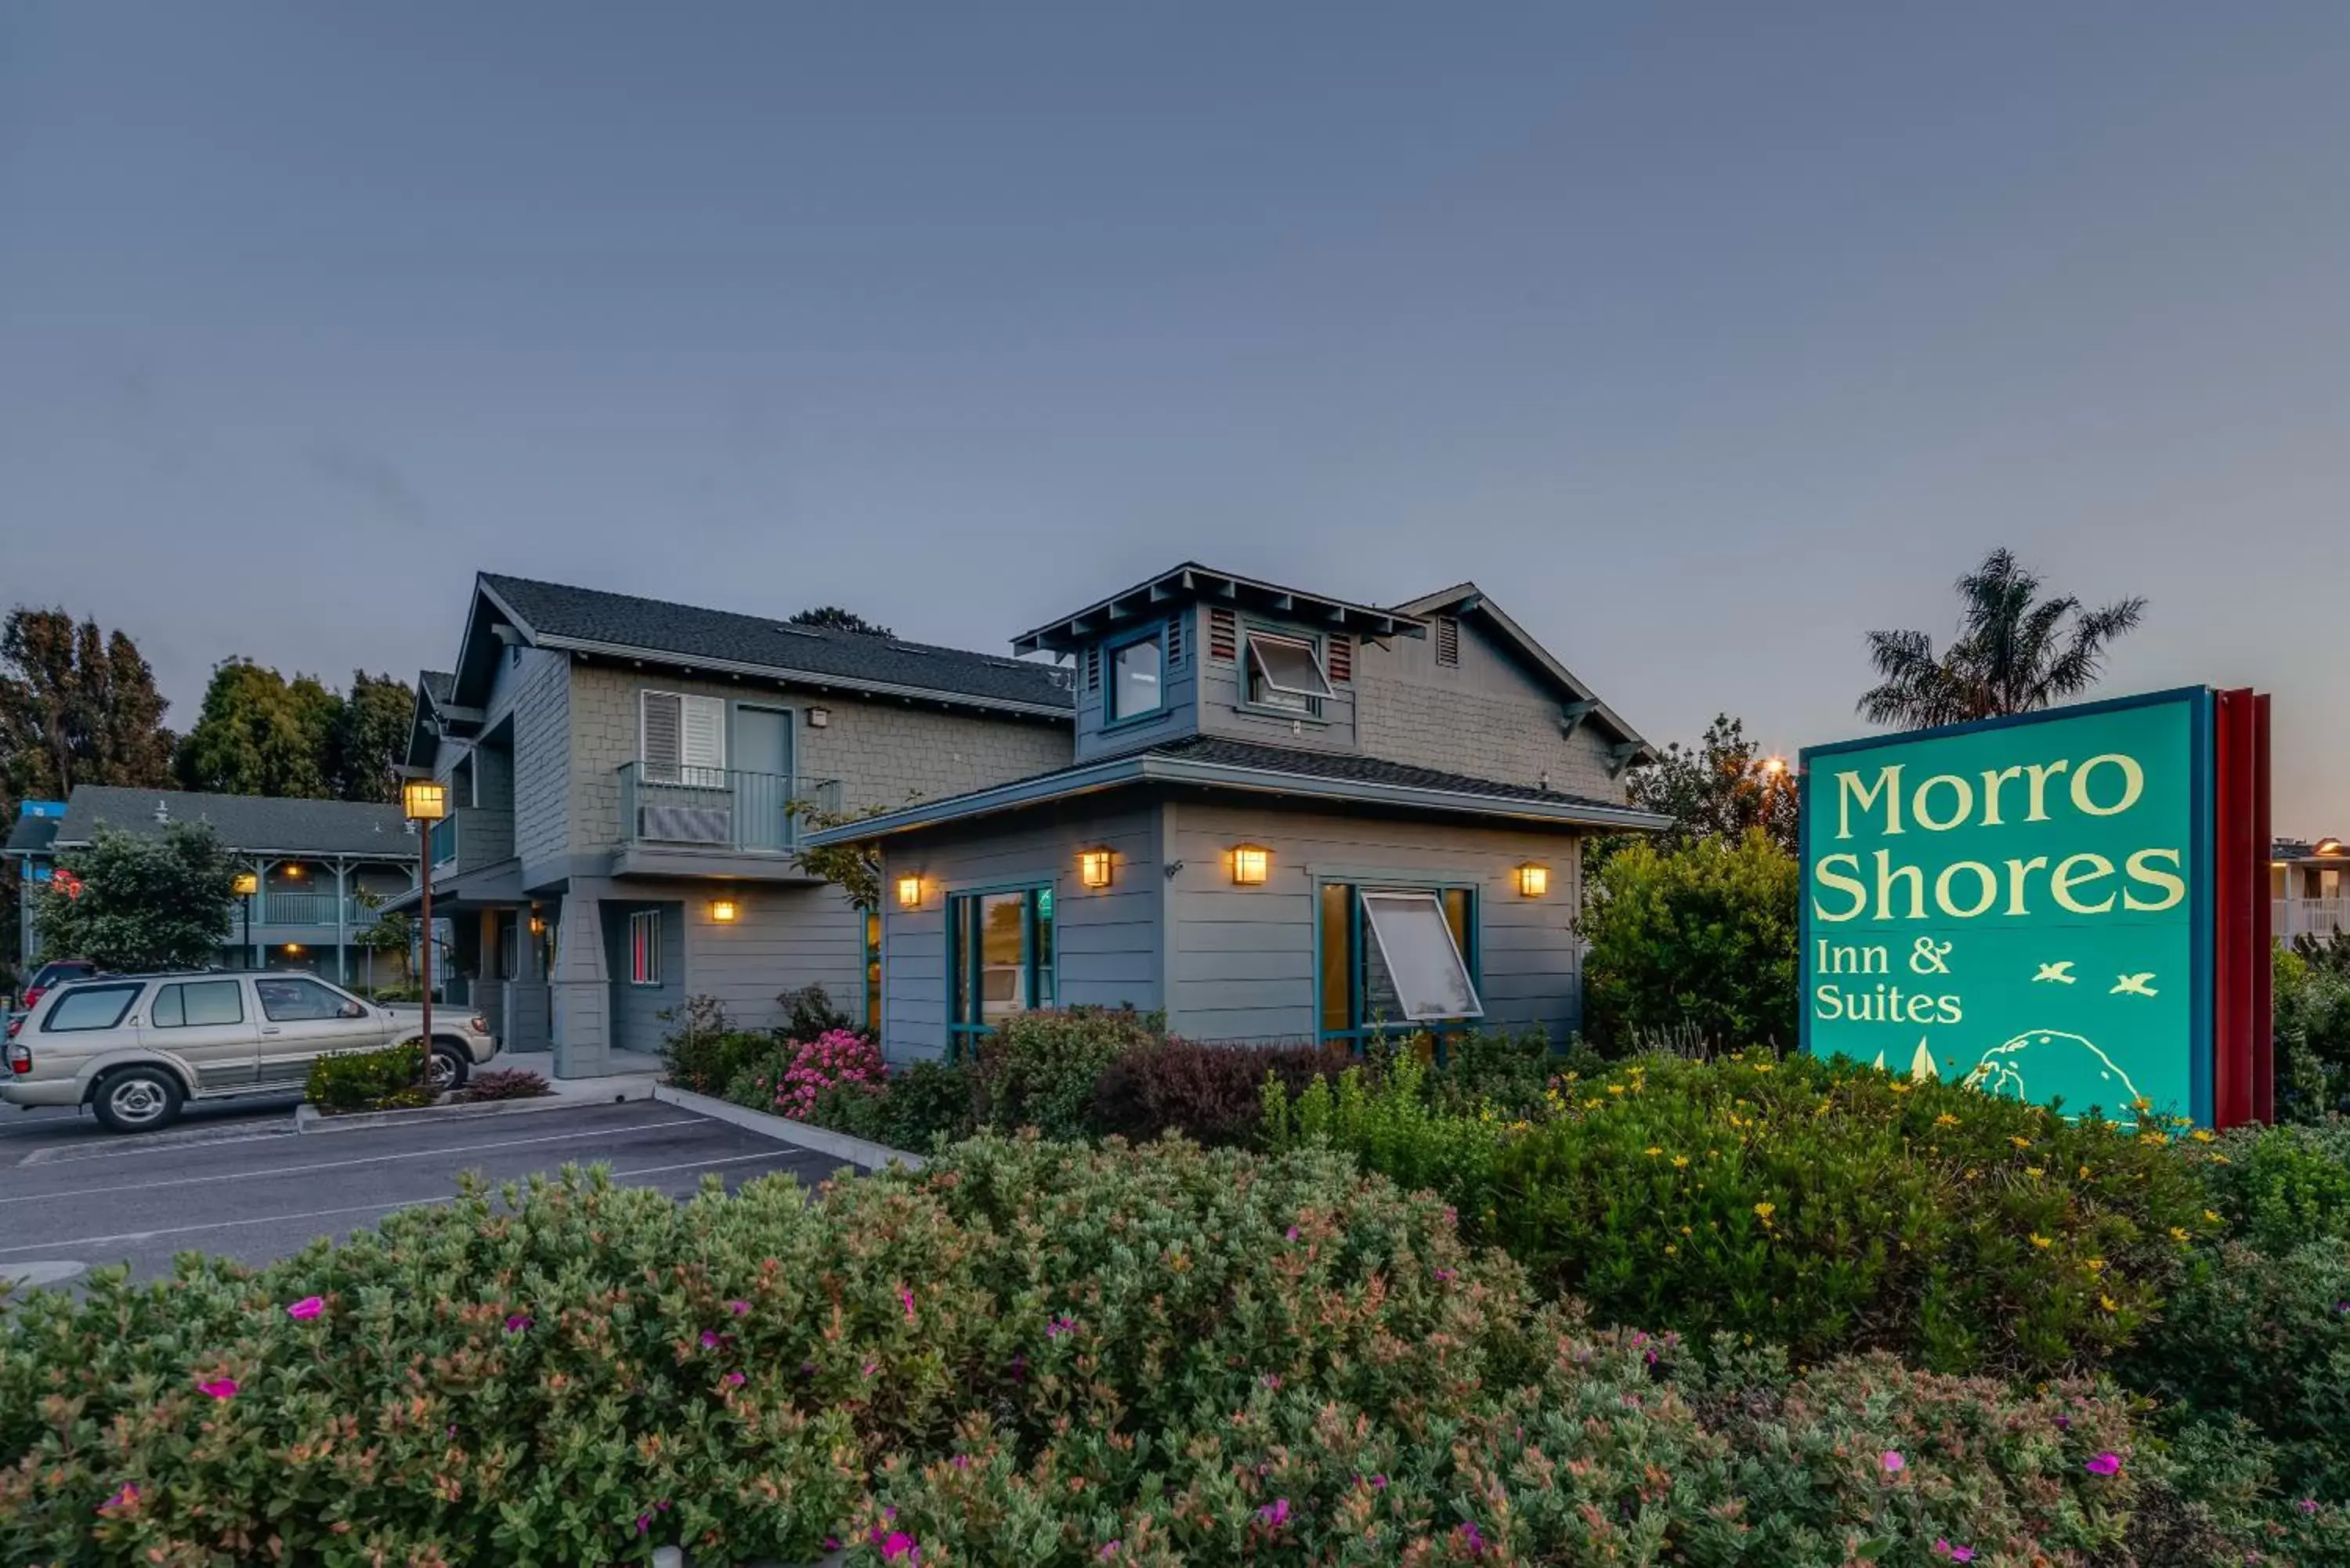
[652,1084,926,1172]
[295,1079,656,1134]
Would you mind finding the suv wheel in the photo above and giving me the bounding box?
[426,1041,472,1094]
[92,1067,185,1133]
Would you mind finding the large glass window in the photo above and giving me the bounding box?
[150,981,245,1028]
[1245,631,1332,713]
[627,910,663,986]
[1317,883,1480,1049]
[948,886,1055,1057]
[1108,632,1163,721]
[42,983,141,1033]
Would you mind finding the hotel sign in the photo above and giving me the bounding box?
[1800,688,2272,1126]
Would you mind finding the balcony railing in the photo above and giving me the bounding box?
[255,892,382,927]
[2277,897,2350,941]
[428,812,460,869]
[617,763,843,855]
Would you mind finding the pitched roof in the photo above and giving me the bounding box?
[804,732,1669,847]
[1391,583,1652,757]
[421,670,455,707]
[473,573,1073,716]
[3,809,63,857]
[1012,562,1427,656]
[50,786,416,858]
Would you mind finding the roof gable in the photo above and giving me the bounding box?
[1392,583,1651,757]
[1013,562,1429,656]
[457,573,1074,717]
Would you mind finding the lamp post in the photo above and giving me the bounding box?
[402,780,448,1056]
[231,872,258,970]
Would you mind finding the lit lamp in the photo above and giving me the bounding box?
[1231,844,1271,886]
[402,778,449,1066]
[1515,862,1550,898]
[231,871,258,970]
[709,897,739,924]
[1762,756,1788,776]
[2319,838,2345,857]
[895,873,924,909]
[1078,847,1113,889]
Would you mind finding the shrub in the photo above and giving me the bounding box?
[2128,1238,2350,1501]
[808,1058,977,1151]
[1484,1053,2207,1378]
[778,981,856,1042]
[974,1006,1163,1140]
[1086,1036,1343,1146]
[772,1028,884,1119]
[657,995,771,1096]
[2276,941,2350,1119]
[452,1068,551,1104]
[2194,1119,2350,1255]
[303,1041,432,1113]
[1261,1053,1513,1224]
[1579,829,1799,1053]
[1425,1024,1595,1116]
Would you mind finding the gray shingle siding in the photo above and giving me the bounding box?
[1353,616,1623,801]
[510,649,573,883]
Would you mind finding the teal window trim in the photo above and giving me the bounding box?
[1314,878,1481,1059]
[1237,622,1329,722]
[945,880,1058,1060]
[1102,623,1169,727]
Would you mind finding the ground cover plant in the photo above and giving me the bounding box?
[5,1134,2324,1567]
[302,1039,434,1114]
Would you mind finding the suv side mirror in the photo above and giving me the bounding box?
[338,1000,367,1019]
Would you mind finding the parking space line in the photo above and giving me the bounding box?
[0,1115,710,1207]
[0,1150,810,1256]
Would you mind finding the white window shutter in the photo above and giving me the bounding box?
[681,695,727,779]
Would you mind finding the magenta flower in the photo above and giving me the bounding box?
[728,1298,750,1316]
[97,1483,139,1512]
[196,1377,238,1400]
[863,1360,880,1378]
[1457,1521,1488,1555]
[2298,1499,2320,1516]
[1047,1313,1076,1339]
[952,1454,971,1469]
[1369,1473,1388,1490]
[285,1296,324,1321]
[1261,1373,1282,1390]
[1881,1451,1905,1474]
[1257,1498,1290,1528]
[1100,1543,1122,1560]
[724,1371,746,1388]
[504,1313,533,1334]
[2085,1451,2124,1477]
[900,1287,917,1322]
[1933,1541,1975,1563]
[1434,1267,1456,1283]
[880,1530,920,1562]
[2055,1414,2071,1429]
[1285,1227,1300,1241]
[634,1513,652,1535]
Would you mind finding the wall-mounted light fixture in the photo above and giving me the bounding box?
[284,942,303,956]
[708,897,739,924]
[895,873,924,909]
[1079,847,1113,889]
[283,864,305,880]
[1516,862,1550,898]
[808,706,832,728]
[529,913,545,935]
[1230,844,1271,886]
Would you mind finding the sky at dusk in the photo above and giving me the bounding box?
[3,3,2345,827]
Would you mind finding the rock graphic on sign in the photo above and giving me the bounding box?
[1962,1029,2144,1120]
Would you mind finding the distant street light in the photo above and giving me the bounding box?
[231,871,258,970]
[402,781,449,1064]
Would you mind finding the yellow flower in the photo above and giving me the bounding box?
[1935,1113,1959,1128]
[2030,1234,2052,1249]
[2009,1136,2032,1150]
[1752,1061,1774,1073]
[2100,1294,2120,1313]
[2084,1258,2106,1273]
[1680,1225,1693,1236]
[2025,1167,2044,1180]
[2191,1129,2214,1143]
[1644,1147,1663,1158]
[2131,1096,2153,1111]
[1663,1244,1678,1255]
[2203,1210,2221,1224]
[1753,1201,1777,1222]
[1672,1154,1690,1169]
[1607,1084,1626,1096]
[1582,1098,1603,1110]
[1890,1082,1911,1094]
[2078,1165,2094,1180]
[2208,1153,2231,1165]
[2168,1227,2191,1243]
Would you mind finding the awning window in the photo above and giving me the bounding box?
[1359,891,1484,1021]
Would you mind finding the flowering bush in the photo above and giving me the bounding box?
[772,1028,885,1119]
[1086,1035,1345,1146]
[810,1059,980,1150]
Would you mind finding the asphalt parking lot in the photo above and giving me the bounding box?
[0,1099,842,1291]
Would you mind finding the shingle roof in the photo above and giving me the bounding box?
[4,811,63,857]
[1141,734,1632,812]
[478,574,1074,714]
[421,670,455,707]
[52,787,417,858]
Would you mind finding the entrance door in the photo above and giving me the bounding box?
[734,705,794,851]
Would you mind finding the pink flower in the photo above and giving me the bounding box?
[1257,1498,1290,1528]
[1047,1313,1076,1338]
[863,1360,880,1378]
[504,1313,533,1334]
[700,1330,722,1349]
[97,1483,139,1512]
[724,1371,745,1388]
[285,1296,324,1321]
[2298,1499,2320,1516]
[728,1298,750,1315]
[196,1377,237,1400]
[880,1530,920,1562]
[1100,1543,1122,1559]
[1434,1267,1456,1283]
[1285,1227,1300,1241]
[1457,1521,1488,1555]
[900,1288,917,1322]
[2085,1451,2123,1476]
[1369,1473,1388,1490]
[1934,1542,1976,1563]
[1881,1451,1905,1474]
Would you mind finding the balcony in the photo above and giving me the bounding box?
[254,892,381,928]
[613,762,843,880]
[2277,897,2350,942]
[427,805,515,876]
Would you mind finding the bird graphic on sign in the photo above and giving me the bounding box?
[2110,973,2159,997]
[2033,961,2077,985]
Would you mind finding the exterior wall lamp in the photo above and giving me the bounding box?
[708,897,739,924]
[1516,862,1550,898]
[895,873,924,909]
[401,779,449,822]
[1078,847,1113,889]
[1230,844,1271,886]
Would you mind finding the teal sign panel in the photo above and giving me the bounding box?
[1800,689,2213,1126]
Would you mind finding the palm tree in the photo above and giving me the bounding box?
[1858,548,2146,729]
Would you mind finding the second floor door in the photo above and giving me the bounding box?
[735,704,794,852]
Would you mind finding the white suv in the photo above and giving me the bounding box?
[2,971,499,1133]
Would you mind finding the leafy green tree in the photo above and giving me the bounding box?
[1579,830,1800,1053]
[1627,713,1798,856]
[785,605,894,638]
[172,659,341,797]
[1860,547,2146,728]
[34,822,237,971]
[0,606,174,800]
[326,670,416,803]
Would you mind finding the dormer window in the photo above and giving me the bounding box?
[1108,629,1164,721]
[1245,631,1333,713]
